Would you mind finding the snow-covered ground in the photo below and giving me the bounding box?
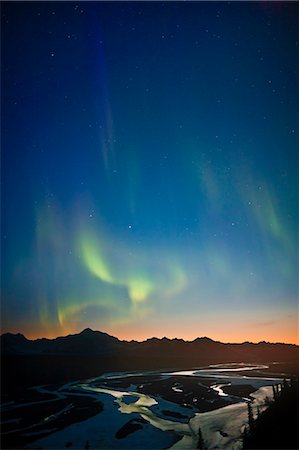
[25,384,190,449]
[23,363,282,450]
[26,391,179,449]
[185,385,274,450]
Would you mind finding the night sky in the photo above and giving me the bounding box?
[2,2,298,343]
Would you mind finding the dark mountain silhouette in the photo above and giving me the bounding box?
[1,328,298,363]
[1,328,124,355]
[41,328,124,355]
[2,328,298,394]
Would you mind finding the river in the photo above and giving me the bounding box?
[14,362,285,449]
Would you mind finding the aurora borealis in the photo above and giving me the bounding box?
[2,2,298,343]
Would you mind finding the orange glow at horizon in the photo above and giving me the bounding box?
[104,324,299,345]
[5,317,298,346]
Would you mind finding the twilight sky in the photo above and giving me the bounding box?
[2,2,298,343]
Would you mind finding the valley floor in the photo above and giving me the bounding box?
[2,362,297,450]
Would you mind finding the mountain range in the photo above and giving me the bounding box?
[2,328,299,391]
[2,327,298,363]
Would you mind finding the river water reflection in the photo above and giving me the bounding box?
[23,362,284,450]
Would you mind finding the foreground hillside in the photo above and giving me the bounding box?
[243,380,298,449]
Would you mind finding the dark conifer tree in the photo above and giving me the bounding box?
[247,402,255,433]
[197,427,204,449]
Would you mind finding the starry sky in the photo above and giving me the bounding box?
[2,2,298,343]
